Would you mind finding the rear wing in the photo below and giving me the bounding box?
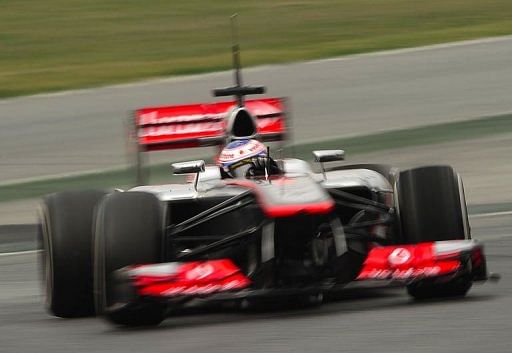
[129,97,289,184]
[135,97,287,151]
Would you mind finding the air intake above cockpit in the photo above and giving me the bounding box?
[227,107,258,140]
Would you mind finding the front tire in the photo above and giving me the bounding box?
[406,275,472,299]
[94,192,166,326]
[40,190,106,318]
[395,166,472,299]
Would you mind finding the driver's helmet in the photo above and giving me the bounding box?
[218,139,267,178]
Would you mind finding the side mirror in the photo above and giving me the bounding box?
[172,160,206,191]
[172,160,206,175]
[312,150,345,180]
[312,150,345,163]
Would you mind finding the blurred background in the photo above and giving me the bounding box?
[1,1,512,352]
[1,0,511,97]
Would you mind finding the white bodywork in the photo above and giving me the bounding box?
[129,158,392,202]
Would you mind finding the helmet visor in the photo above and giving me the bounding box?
[230,162,253,178]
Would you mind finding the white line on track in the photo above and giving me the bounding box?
[0,249,41,257]
[469,210,512,219]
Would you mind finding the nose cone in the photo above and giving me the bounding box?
[227,107,258,139]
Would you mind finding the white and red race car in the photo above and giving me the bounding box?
[39,47,491,327]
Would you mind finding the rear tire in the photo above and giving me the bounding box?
[94,192,166,326]
[40,190,106,318]
[395,166,472,299]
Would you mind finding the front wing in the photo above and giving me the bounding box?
[108,240,488,311]
[356,240,487,282]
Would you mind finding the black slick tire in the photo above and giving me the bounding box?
[94,191,166,326]
[395,165,472,299]
[40,190,106,318]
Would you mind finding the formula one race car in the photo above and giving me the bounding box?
[39,44,490,327]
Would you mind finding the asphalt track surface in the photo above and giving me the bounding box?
[0,213,510,353]
[2,36,512,182]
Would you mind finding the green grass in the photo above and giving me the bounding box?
[1,0,512,97]
[2,112,512,202]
